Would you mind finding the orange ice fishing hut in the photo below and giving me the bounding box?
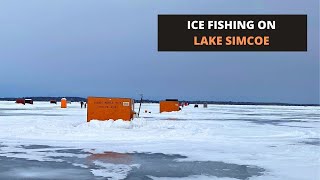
[87,96,135,122]
[15,98,25,105]
[61,98,67,108]
[160,99,180,113]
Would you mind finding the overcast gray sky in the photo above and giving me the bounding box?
[0,0,319,104]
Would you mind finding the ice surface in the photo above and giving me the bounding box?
[149,176,238,180]
[0,101,319,180]
[92,161,140,180]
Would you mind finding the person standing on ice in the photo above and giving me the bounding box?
[80,101,84,108]
[84,103,87,109]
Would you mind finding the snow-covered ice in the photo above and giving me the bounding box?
[0,101,319,180]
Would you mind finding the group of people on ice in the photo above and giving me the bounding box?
[80,101,87,108]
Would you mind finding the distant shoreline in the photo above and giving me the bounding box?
[0,97,318,107]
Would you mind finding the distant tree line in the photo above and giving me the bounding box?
[0,97,86,102]
[0,97,318,106]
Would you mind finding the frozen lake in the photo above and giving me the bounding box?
[0,101,319,180]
